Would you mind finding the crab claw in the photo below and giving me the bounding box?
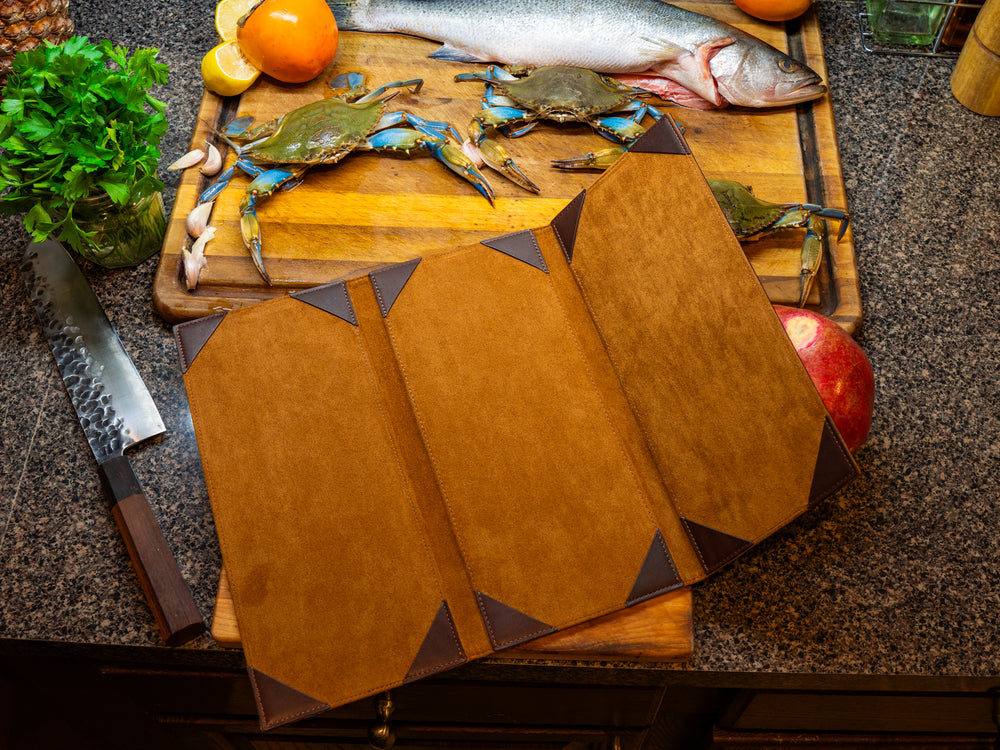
[818,206,850,241]
[466,121,538,193]
[798,216,824,307]
[237,168,299,285]
[431,141,496,206]
[551,146,628,171]
[239,200,271,286]
[785,203,850,242]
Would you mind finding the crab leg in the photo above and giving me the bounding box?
[551,145,628,171]
[590,115,648,144]
[237,166,306,285]
[375,111,465,145]
[774,204,850,241]
[365,128,495,205]
[462,107,541,192]
[355,78,424,103]
[774,206,848,307]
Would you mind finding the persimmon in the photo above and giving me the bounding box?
[236,0,339,84]
[732,0,812,22]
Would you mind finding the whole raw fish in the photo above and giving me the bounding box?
[328,0,827,108]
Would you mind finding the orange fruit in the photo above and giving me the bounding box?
[732,0,812,22]
[236,0,339,84]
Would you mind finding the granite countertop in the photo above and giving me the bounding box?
[1,0,998,684]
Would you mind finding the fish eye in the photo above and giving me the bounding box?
[779,59,798,73]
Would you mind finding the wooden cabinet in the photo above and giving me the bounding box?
[710,686,1000,748]
[101,665,663,750]
[5,642,1000,749]
[0,643,662,750]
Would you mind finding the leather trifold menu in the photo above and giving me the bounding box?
[175,116,858,731]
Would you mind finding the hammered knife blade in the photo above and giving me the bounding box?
[21,239,204,646]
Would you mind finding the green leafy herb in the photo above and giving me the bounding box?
[0,37,169,251]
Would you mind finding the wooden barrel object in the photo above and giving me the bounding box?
[0,0,74,89]
[952,0,1000,115]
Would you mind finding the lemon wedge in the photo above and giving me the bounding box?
[214,0,262,41]
[201,40,261,97]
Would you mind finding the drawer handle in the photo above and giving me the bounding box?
[368,691,396,749]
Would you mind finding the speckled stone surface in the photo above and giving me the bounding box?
[1,0,998,681]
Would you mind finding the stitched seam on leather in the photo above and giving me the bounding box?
[525,227,547,271]
[371,272,390,317]
[542,268,663,535]
[174,319,199,372]
[474,592,553,649]
[559,257,690,534]
[627,532,682,605]
[379,315,481,607]
[485,228,547,272]
[814,419,857,499]
[249,668,329,729]
[681,519,712,573]
[680,519,749,573]
[341,281,357,325]
[405,603,467,680]
[551,191,585,263]
[353,324,447,600]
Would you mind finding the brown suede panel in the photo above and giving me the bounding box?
[380,245,660,631]
[180,127,858,724]
[533,224,704,583]
[183,297,451,710]
[563,150,840,576]
[346,272,495,659]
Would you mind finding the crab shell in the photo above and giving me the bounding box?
[239,97,390,166]
[488,66,645,121]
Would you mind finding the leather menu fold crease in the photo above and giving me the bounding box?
[175,115,859,731]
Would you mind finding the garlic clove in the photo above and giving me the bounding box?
[201,143,223,176]
[183,226,216,291]
[168,149,206,171]
[186,200,215,237]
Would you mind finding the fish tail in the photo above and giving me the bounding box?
[329,0,363,29]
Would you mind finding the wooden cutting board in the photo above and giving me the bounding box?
[211,567,694,659]
[181,4,854,659]
[152,1,861,335]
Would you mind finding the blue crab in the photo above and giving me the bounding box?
[546,138,850,306]
[198,72,495,284]
[454,65,663,193]
[709,179,849,307]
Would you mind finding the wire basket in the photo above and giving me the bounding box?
[0,0,74,89]
[859,0,983,55]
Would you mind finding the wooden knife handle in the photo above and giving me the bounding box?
[100,454,205,646]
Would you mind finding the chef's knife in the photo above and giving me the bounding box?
[21,239,205,647]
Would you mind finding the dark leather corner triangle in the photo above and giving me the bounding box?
[626,529,682,606]
[291,280,357,325]
[474,591,556,650]
[248,666,330,731]
[629,116,690,156]
[681,518,753,575]
[369,257,421,317]
[551,189,586,264]
[403,601,467,683]
[173,312,225,374]
[481,229,548,272]
[809,416,859,507]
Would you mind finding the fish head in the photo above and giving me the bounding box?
[709,40,827,108]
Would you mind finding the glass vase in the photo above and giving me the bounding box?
[69,185,167,268]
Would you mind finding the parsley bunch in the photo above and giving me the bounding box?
[0,37,169,252]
